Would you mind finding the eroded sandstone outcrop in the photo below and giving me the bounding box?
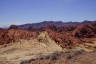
[0,29,38,45]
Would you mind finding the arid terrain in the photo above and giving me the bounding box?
[0,21,96,64]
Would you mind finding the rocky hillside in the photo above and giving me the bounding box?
[0,32,62,64]
[0,21,96,64]
[0,21,96,48]
[43,23,96,49]
[0,29,38,45]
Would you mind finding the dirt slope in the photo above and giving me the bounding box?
[0,32,62,64]
[68,52,96,64]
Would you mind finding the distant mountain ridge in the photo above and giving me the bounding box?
[18,20,96,29]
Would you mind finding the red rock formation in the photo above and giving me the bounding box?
[44,23,96,48]
[45,29,77,48]
[73,24,96,38]
[0,23,96,48]
[0,29,38,45]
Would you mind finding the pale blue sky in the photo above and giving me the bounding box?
[0,0,96,26]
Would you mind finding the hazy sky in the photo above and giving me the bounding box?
[0,0,96,26]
